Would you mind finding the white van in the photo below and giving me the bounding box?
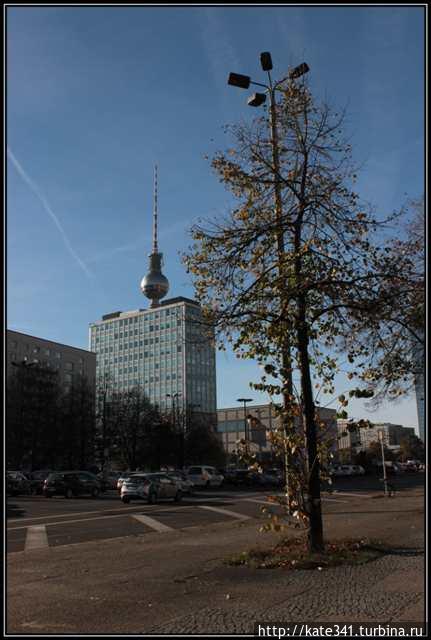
[186,465,224,487]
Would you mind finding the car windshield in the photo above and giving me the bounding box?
[47,473,64,481]
[32,471,50,479]
[125,475,149,484]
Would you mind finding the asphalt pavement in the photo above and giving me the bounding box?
[6,478,425,635]
[7,474,424,554]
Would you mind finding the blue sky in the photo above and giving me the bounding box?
[7,6,424,432]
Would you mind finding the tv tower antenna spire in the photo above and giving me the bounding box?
[152,164,158,253]
[140,165,170,308]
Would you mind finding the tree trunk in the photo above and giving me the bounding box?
[297,296,324,553]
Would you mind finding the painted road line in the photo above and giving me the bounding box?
[184,496,232,503]
[9,512,142,531]
[241,498,279,506]
[329,492,374,498]
[24,525,48,551]
[7,504,163,525]
[198,505,251,521]
[131,514,174,532]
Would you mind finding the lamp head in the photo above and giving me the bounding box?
[247,92,266,107]
[260,52,273,71]
[228,72,251,89]
[289,62,310,80]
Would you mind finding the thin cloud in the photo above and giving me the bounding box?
[7,146,94,279]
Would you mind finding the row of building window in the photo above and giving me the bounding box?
[95,342,183,353]
[10,340,86,362]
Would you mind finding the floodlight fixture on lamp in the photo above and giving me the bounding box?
[247,92,267,107]
[260,51,273,71]
[289,62,310,80]
[227,72,251,89]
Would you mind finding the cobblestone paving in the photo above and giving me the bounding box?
[148,555,424,634]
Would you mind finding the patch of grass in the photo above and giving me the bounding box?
[225,537,387,570]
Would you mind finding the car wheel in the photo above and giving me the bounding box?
[121,496,130,504]
[148,491,157,505]
[65,488,73,499]
[91,487,100,498]
[174,490,182,502]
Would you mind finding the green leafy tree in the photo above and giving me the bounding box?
[183,76,417,552]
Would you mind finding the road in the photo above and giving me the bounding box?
[7,473,423,554]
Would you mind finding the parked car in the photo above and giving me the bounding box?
[166,471,194,495]
[264,468,285,486]
[7,471,31,496]
[222,468,242,484]
[375,462,403,476]
[43,471,103,498]
[97,471,122,491]
[330,464,364,477]
[185,466,224,488]
[224,469,252,487]
[121,473,182,504]
[29,470,54,495]
[116,472,143,493]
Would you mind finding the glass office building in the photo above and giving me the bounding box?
[89,296,216,415]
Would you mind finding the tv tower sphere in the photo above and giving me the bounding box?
[141,165,170,308]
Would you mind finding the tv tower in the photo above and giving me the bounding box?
[140,165,170,307]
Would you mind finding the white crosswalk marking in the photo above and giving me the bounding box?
[330,492,373,498]
[241,497,277,505]
[198,505,250,520]
[25,525,48,551]
[132,514,174,532]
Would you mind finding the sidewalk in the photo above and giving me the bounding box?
[7,488,425,634]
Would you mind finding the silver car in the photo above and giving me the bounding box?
[121,473,182,504]
[166,471,194,495]
[186,465,224,488]
[117,472,142,494]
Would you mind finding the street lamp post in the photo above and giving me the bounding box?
[237,398,253,455]
[167,393,182,468]
[378,430,388,497]
[228,53,309,513]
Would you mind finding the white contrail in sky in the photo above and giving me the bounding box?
[7,146,94,279]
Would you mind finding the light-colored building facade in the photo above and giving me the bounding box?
[6,329,96,393]
[217,403,337,458]
[357,422,415,451]
[336,419,362,452]
[89,297,217,415]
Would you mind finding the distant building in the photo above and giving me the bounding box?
[89,167,217,419]
[6,329,96,393]
[217,403,337,460]
[336,419,361,453]
[89,298,217,416]
[357,422,415,451]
